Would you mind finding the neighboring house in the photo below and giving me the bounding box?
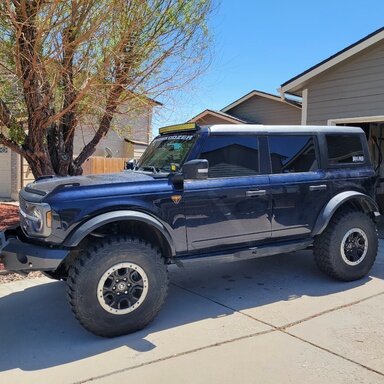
[0,98,161,200]
[189,90,302,126]
[189,109,249,125]
[279,26,384,204]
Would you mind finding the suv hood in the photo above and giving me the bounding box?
[25,171,155,197]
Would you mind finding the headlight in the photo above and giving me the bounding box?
[20,202,52,237]
[31,207,43,232]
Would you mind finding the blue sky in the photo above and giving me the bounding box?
[153,0,384,133]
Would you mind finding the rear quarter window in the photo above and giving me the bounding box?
[268,135,318,173]
[326,134,365,165]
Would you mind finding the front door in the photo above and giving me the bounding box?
[184,134,271,252]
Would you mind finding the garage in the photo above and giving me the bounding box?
[0,145,12,198]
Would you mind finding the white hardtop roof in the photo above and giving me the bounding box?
[206,124,364,134]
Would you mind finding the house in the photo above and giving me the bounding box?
[279,26,384,207]
[280,27,384,130]
[188,109,249,125]
[0,98,161,200]
[189,90,302,126]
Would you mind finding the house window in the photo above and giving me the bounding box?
[268,135,317,173]
[0,145,8,153]
[199,135,259,178]
[326,134,364,165]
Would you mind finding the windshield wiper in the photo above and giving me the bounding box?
[137,166,159,173]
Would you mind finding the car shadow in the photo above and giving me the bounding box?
[0,247,383,372]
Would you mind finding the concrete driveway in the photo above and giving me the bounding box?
[1,243,384,384]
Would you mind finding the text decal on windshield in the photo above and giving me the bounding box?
[159,135,194,141]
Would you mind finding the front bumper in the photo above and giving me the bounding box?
[0,228,69,272]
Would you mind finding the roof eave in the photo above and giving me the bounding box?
[124,138,149,145]
[222,89,302,112]
[188,109,245,124]
[281,27,384,93]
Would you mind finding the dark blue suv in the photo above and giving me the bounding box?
[0,123,380,337]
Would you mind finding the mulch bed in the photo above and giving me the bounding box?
[0,204,19,231]
[0,204,43,283]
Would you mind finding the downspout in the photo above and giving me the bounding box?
[301,89,308,125]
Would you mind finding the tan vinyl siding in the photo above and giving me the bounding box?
[114,104,153,143]
[226,95,301,125]
[194,115,239,125]
[126,142,148,159]
[73,126,130,158]
[73,103,152,158]
[306,42,384,125]
[134,144,147,159]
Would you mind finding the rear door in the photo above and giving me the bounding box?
[268,134,332,238]
[184,134,272,252]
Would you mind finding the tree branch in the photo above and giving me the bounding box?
[0,97,13,128]
[73,83,124,168]
[0,132,24,155]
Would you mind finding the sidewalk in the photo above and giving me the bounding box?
[0,243,383,383]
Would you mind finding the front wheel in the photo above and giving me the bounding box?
[313,210,378,281]
[66,236,169,337]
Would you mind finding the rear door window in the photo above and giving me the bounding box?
[326,134,365,165]
[268,135,318,173]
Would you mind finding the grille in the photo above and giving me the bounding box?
[19,196,28,213]
[19,196,28,230]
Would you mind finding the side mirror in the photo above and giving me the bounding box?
[182,159,209,180]
[125,158,137,170]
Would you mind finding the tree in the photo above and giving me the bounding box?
[0,0,212,177]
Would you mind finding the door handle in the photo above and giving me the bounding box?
[309,184,327,191]
[246,190,267,197]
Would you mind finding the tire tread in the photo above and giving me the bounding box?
[314,209,378,281]
[66,236,169,337]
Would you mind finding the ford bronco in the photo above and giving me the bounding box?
[0,123,379,337]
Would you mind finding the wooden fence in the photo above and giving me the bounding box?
[82,156,127,175]
[22,156,127,188]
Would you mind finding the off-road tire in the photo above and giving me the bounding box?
[42,270,64,281]
[314,210,378,281]
[66,236,169,337]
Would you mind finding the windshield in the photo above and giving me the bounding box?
[137,134,196,172]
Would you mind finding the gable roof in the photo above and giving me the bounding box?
[281,26,384,96]
[188,109,249,124]
[221,89,302,112]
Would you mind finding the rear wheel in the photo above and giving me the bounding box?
[313,210,378,281]
[67,236,169,337]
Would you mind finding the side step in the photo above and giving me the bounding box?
[177,239,313,265]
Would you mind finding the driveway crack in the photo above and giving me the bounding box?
[171,283,384,379]
[76,285,384,383]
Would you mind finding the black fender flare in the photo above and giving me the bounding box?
[311,191,380,236]
[63,210,176,256]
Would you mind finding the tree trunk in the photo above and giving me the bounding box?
[24,152,55,179]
